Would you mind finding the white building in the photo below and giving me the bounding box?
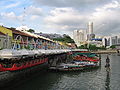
[16,26,29,31]
[89,41,103,47]
[73,30,87,46]
[102,36,118,47]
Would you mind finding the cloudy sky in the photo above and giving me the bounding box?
[0,0,120,37]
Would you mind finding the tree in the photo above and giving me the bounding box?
[27,29,35,33]
[89,44,98,51]
[10,27,16,30]
[110,45,115,49]
[78,44,87,49]
[53,34,75,43]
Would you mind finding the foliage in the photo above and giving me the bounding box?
[78,44,87,49]
[53,34,75,43]
[78,44,106,51]
[0,47,3,50]
[27,29,35,33]
[10,27,16,30]
[110,45,115,49]
[89,44,97,51]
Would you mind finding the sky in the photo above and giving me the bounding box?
[0,0,120,37]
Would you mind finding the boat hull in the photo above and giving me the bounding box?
[0,62,48,87]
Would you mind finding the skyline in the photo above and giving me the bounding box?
[0,0,120,37]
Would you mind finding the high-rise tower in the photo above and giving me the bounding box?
[88,22,93,34]
[87,22,95,40]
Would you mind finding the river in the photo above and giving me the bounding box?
[4,54,120,90]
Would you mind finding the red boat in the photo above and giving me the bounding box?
[73,55,99,62]
[0,55,48,71]
[73,52,100,62]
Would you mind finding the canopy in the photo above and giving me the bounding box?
[73,52,97,57]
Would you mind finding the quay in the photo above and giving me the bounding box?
[91,50,117,54]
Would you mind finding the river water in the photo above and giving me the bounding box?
[6,54,120,90]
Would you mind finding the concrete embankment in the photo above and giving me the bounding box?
[91,50,117,54]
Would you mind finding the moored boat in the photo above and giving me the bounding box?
[49,60,99,71]
[0,49,49,71]
[55,63,85,71]
[73,52,100,62]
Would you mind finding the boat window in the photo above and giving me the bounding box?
[2,63,13,68]
[16,63,21,67]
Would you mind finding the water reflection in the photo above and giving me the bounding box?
[105,69,110,90]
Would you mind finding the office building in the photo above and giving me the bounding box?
[73,29,87,46]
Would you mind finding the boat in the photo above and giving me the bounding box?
[0,49,72,71]
[55,63,85,71]
[72,52,100,62]
[0,49,48,71]
[49,60,99,71]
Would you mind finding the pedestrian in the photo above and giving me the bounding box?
[105,55,110,71]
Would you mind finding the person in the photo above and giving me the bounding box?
[117,49,119,53]
[105,55,110,71]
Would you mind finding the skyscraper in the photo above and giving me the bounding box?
[87,22,95,40]
[88,22,93,34]
[73,30,87,46]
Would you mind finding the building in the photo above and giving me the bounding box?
[89,41,103,47]
[88,22,93,34]
[111,36,117,45]
[0,26,77,50]
[73,29,87,46]
[0,26,12,49]
[102,38,107,47]
[87,22,95,41]
[0,32,6,49]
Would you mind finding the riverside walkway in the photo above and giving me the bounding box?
[91,50,117,54]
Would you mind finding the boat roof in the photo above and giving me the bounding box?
[73,52,97,57]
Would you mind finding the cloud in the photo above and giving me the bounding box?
[1,12,17,20]
[0,5,43,21]
[1,12,23,21]
[30,15,39,20]
[43,1,120,36]
[33,0,111,8]
[5,2,20,8]
[1,0,120,37]
[91,1,120,35]
[26,6,42,15]
[44,8,89,32]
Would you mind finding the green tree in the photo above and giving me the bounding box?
[110,45,115,49]
[27,29,35,33]
[89,44,98,51]
[78,44,87,49]
[53,34,75,43]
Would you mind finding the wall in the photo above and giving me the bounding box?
[0,35,6,49]
[0,26,12,37]
[0,26,12,49]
